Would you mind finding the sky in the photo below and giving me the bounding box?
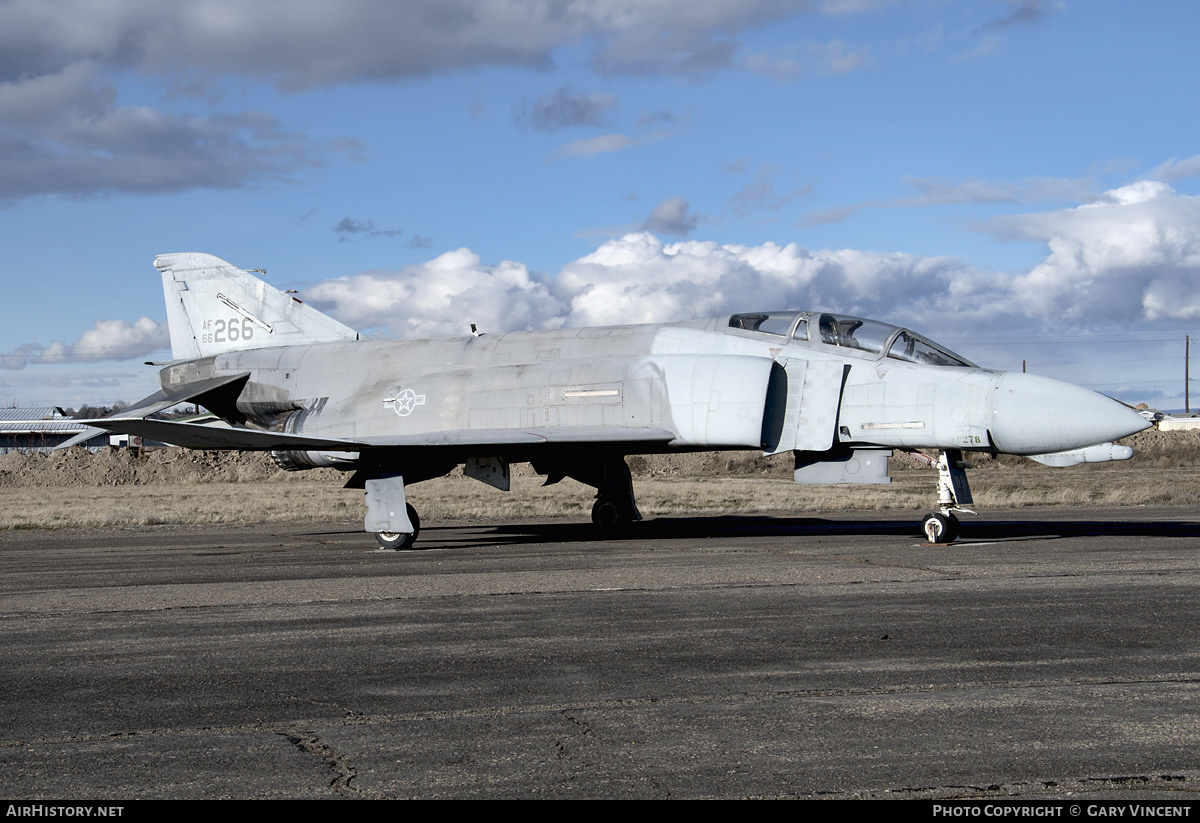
[2,0,1199,411]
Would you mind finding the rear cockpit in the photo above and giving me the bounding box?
[727,311,974,367]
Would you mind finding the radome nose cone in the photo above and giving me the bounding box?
[991,372,1151,455]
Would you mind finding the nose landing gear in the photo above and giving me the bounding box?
[908,449,975,544]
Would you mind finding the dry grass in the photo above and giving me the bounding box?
[3,460,1196,531]
[2,427,1196,529]
[0,483,361,529]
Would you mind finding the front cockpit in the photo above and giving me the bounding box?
[727,311,975,368]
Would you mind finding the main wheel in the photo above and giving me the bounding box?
[374,504,421,550]
[591,497,629,530]
[922,512,960,544]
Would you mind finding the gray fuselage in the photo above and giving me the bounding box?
[157,311,1143,462]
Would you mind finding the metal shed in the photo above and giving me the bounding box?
[0,407,111,454]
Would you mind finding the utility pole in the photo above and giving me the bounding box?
[1186,334,1190,413]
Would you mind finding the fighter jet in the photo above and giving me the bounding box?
[69,252,1150,547]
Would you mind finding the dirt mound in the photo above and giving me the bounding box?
[0,448,345,488]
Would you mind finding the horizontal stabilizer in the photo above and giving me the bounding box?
[53,426,108,451]
[1027,442,1134,467]
[77,418,362,451]
[54,372,255,450]
[117,372,251,421]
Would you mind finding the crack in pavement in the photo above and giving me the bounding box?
[555,710,593,762]
[277,728,366,799]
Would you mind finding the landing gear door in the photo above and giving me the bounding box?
[762,359,847,455]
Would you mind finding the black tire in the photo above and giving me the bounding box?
[374,504,421,550]
[922,512,959,544]
[944,513,960,543]
[591,497,626,530]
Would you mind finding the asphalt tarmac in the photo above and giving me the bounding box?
[1,507,1199,799]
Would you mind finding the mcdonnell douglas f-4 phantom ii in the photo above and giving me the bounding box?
[70,252,1151,547]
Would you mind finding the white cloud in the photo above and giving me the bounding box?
[553,233,983,331]
[271,232,989,339]
[2,318,167,370]
[303,248,566,338]
[73,318,168,361]
[983,182,1200,323]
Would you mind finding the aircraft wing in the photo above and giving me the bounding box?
[356,427,679,447]
[76,417,678,451]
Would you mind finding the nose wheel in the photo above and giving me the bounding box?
[922,511,960,544]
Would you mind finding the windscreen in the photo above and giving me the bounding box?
[886,330,975,367]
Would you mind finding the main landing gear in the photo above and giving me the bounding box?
[364,474,423,551]
[588,458,641,532]
[908,449,975,545]
[533,454,642,533]
[374,504,421,550]
[591,494,638,530]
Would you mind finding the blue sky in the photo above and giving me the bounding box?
[2,0,1199,411]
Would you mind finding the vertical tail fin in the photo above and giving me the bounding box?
[154,252,358,361]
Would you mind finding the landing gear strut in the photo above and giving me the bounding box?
[588,458,640,532]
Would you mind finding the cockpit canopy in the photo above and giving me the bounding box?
[727,311,975,368]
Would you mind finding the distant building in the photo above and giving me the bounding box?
[0,407,111,454]
[1159,415,1200,432]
